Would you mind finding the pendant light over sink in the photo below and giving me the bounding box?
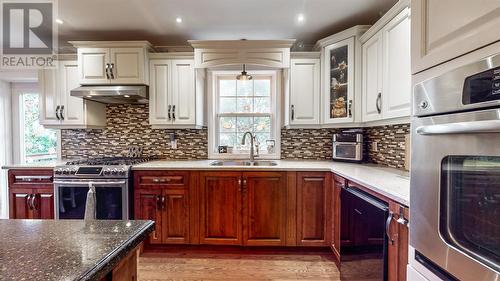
[236,64,252,81]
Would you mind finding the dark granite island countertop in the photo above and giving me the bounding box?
[0,219,154,281]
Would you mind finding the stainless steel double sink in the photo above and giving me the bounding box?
[210,160,278,167]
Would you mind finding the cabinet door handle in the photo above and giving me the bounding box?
[161,195,166,210]
[168,105,172,120]
[242,179,247,193]
[27,194,35,210]
[109,63,115,79]
[385,212,395,245]
[32,194,38,211]
[376,93,382,114]
[60,105,65,120]
[172,105,176,121]
[55,105,61,120]
[238,178,242,192]
[348,99,353,118]
[105,63,110,79]
[291,105,295,121]
[156,195,161,210]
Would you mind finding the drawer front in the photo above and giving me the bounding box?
[136,172,189,187]
[8,170,54,185]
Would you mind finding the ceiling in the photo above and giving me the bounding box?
[57,0,398,52]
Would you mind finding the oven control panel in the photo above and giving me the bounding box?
[54,165,129,178]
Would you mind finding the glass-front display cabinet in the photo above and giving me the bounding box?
[317,26,367,124]
[324,37,354,123]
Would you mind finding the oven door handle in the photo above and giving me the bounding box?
[416,120,500,135]
[54,180,127,186]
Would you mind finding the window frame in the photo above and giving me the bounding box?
[208,70,281,159]
[11,83,61,163]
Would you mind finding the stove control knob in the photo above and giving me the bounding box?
[103,169,111,175]
[118,169,126,175]
[55,169,62,175]
[70,168,77,174]
[63,168,70,175]
[111,168,118,175]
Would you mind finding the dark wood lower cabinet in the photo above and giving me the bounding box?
[135,189,163,244]
[133,169,408,281]
[243,172,287,246]
[33,188,55,219]
[8,169,54,219]
[163,189,189,244]
[199,172,243,245]
[296,172,332,246]
[331,174,344,262]
[134,171,190,245]
[388,201,409,281]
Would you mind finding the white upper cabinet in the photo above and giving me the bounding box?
[288,55,320,126]
[382,8,411,119]
[149,55,203,128]
[39,60,106,129]
[362,34,383,122]
[412,0,500,74]
[361,3,411,122]
[171,60,196,125]
[316,26,368,126]
[78,48,109,84]
[39,68,60,126]
[149,60,171,124]
[59,61,84,125]
[71,41,152,85]
[110,48,146,84]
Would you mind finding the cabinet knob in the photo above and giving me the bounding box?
[291,105,295,121]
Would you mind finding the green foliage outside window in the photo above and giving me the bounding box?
[23,94,57,162]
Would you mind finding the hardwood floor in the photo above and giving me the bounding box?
[138,248,340,281]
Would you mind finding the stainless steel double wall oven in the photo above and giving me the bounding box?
[411,52,500,280]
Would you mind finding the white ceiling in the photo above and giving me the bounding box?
[57,0,397,51]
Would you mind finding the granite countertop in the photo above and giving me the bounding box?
[133,160,410,206]
[0,219,154,281]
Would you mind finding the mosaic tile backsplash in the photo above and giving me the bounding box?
[61,104,409,169]
[61,104,208,159]
[280,123,410,169]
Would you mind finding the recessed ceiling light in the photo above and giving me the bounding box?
[56,18,64,24]
[124,95,130,98]
[297,14,305,23]
[176,17,182,23]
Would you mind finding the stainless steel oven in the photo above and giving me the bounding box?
[54,178,129,220]
[411,52,500,280]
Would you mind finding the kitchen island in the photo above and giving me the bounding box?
[0,219,154,281]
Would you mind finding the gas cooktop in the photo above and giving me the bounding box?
[55,157,159,179]
[66,156,158,166]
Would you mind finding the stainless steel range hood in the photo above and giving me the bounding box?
[70,85,148,104]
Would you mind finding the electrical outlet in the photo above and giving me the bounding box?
[372,141,378,152]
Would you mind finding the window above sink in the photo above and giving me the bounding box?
[208,70,281,160]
